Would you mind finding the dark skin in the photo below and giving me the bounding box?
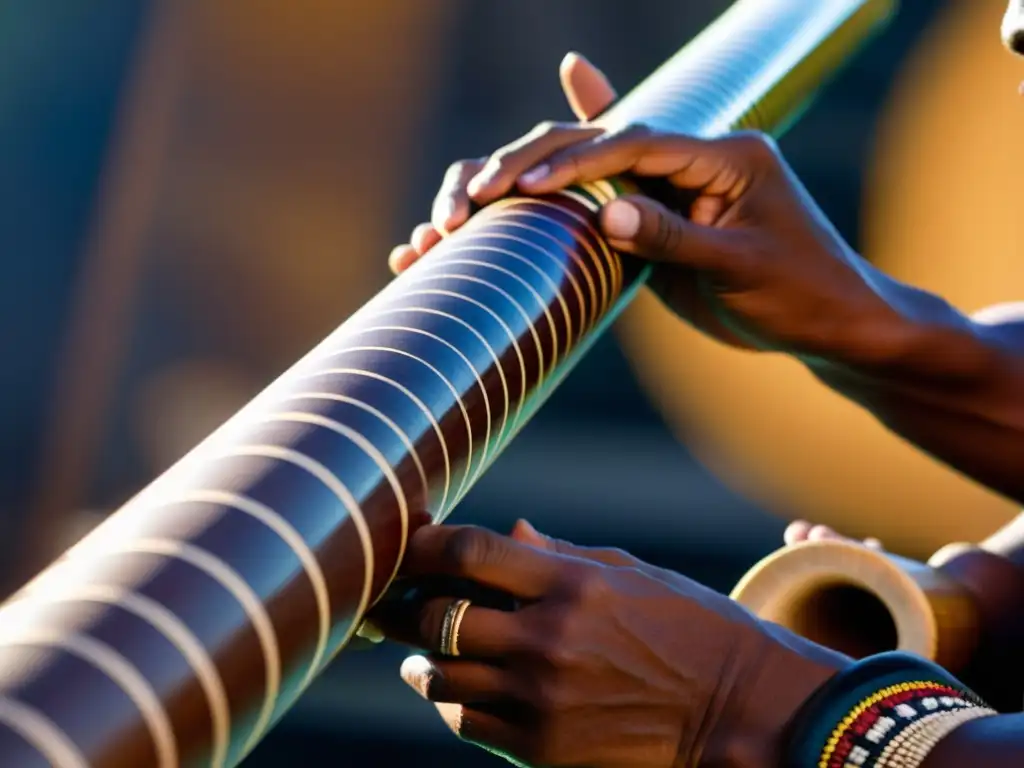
[373,32,1024,767]
[369,520,849,768]
[391,55,1024,507]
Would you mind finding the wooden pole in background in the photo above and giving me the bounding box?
[18,0,195,588]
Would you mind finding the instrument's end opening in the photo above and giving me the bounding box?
[778,581,898,660]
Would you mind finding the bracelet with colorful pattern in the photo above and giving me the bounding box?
[784,652,997,768]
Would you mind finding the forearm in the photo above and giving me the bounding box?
[809,264,1024,505]
[920,714,1024,768]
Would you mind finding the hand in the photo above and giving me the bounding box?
[389,53,910,367]
[367,522,848,768]
[387,52,618,274]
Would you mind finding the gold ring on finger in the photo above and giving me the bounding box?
[439,598,472,657]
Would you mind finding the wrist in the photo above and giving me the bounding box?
[781,651,997,768]
[795,254,999,379]
[702,623,850,768]
[811,307,1000,384]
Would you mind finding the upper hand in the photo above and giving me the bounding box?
[389,53,907,367]
[367,522,847,768]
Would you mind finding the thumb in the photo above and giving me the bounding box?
[599,195,735,270]
[559,52,616,121]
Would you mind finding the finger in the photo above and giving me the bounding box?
[432,702,524,757]
[509,519,634,568]
[784,520,815,546]
[388,244,420,275]
[515,129,745,200]
[806,525,878,548]
[791,522,885,551]
[466,122,604,205]
[344,636,381,652]
[599,195,740,271]
[355,619,384,644]
[400,654,519,704]
[559,51,617,121]
[401,525,567,599]
[410,222,442,254]
[809,524,885,551]
[367,594,526,657]
[806,524,852,543]
[432,159,484,234]
[509,518,552,550]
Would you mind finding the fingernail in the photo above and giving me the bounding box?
[602,200,641,238]
[518,164,550,186]
[467,163,499,197]
[466,176,487,198]
[400,655,433,699]
[356,620,384,643]
[387,245,412,274]
[432,197,457,231]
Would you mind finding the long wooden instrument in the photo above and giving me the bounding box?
[0,2,895,765]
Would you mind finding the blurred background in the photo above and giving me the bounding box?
[0,0,1021,764]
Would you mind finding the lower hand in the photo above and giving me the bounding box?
[367,522,847,768]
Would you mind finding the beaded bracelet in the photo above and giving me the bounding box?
[784,652,997,768]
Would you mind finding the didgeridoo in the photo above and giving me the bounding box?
[0,1,895,766]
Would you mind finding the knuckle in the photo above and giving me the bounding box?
[615,122,656,142]
[524,617,580,668]
[598,547,635,567]
[442,527,495,572]
[573,566,611,601]
[652,210,684,255]
[482,152,512,174]
[520,618,573,667]
[731,130,780,161]
[537,640,575,670]
[444,159,481,184]
[594,123,657,157]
